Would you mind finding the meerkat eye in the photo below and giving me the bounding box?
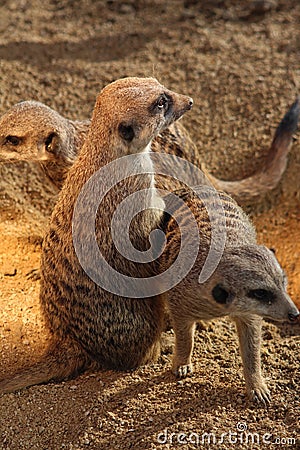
[156,94,169,111]
[5,135,21,146]
[248,289,274,303]
[45,132,58,153]
[157,97,167,109]
[118,123,135,142]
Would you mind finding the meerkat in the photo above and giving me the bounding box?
[160,187,299,403]
[0,101,89,189]
[0,97,298,202]
[0,101,90,189]
[0,77,193,394]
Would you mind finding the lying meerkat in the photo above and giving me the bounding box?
[0,76,193,393]
[160,187,299,403]
[0,97,298,202]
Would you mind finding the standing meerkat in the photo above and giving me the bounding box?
[0,97,298,202]
[160,187,299,403]
[0,77,193,393]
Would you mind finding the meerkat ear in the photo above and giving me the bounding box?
[269,247,276,254]
[212,284,233,304]
[45,132,60,154]
[118,123,135,142]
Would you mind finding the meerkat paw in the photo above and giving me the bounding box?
[160,333,174,355]
[248,384,271,405]
[172,363,193,378]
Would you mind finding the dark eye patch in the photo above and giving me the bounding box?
[248,289,275,303]
[5,135,21,146]
[118,123,135,142]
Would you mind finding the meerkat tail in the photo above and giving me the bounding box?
[0,338,90,394]
[203,96,300,205]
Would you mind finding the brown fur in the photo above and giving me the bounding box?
[160,187,299,403]
[0,97,298,202]
[0,101,89,189]
[0,77,193,393]
[0,101,194,190]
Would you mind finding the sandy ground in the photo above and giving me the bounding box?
[0,1,299,449]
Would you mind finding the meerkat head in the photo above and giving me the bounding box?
[88,77,193,156]
[0,101,75,163]
[208,245,299,323]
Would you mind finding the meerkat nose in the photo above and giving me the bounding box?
[188,98,193,109]
[288,311,299,322]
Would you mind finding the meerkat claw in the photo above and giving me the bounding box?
[250,387,271,405]
[174,364,193,378]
